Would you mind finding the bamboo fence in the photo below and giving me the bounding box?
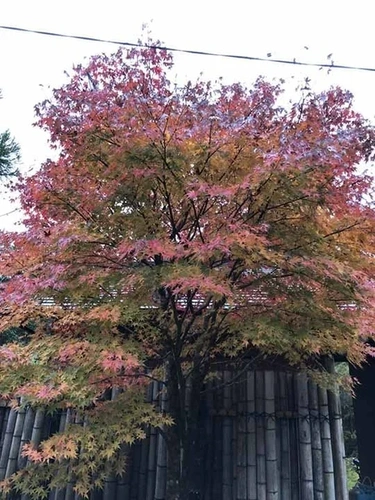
[0,366,348,500]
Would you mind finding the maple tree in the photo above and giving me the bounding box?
[0,43,375,498]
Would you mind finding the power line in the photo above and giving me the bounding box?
[1,24,375,74]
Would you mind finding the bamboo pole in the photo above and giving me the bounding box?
[64,410,77,500]
[213,371,223,500]
[154,376,168,500]
[236,374,247,500]
[256,370,266,500]
[296,373,314,500]
[0,407,7,449]
[5,402,27,477]
[279,371,291,500]
[30,409,45,448]
[137,384,152,500]
[0,406,18,480]
[308,381,324,500]
[130,442,141,500]
[318,386,335,500]
[204,379,214,500]
[18,407,36,469]
[325,359,348,500]
[0,408,10,455]
[146,380,159,500]
[52,409,72,500]
[246,370,257,500]
[265,371,278,500]
[103,389,120,500]
[222,369,233,500]
[288,373,299,500]
[116,444,130,500]
[232,373,238,499]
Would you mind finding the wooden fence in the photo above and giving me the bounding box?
[0,368,348,500]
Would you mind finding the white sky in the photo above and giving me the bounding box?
[1,0,375,229]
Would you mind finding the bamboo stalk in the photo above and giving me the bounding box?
[204,379,215,500]
[325,359,348,500]
[146,380,159,500]
[232,373,238,499]
[274,374,281,499]
[0,408,10,455]
[308,381,324,500]
[213,371,223,500]
[30,409,45,448]
[318,386,335,500]
[18,407,36,469]
[116,444,130,500]
[103,388,120,500]
[137,384,152,500]
[236,374,247,500]
[52,409,72,500]
[5,401,27,477]
[154,376,168,500]
[264,371,278,500]
[222,369,233,500]
[246,370,257,500]
[0,407,7,449]
[279,371,291,500]
[64,410,77,500]
[0,406,18,480]
[256,370,266,500]
[288,373,299,500]
[130,442,141,500]
[296,373,314,500]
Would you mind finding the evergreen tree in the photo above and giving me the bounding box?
[0,91,20,177]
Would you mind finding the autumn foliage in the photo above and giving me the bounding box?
[0,42,375,497]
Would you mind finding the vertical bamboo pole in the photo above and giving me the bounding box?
[204,379,215,500]
[232,372,238,499]
[308,381,324,500]
[296,373,314,500]
[51,411,70,500]
[5,402,27,477]
[130,442,141,500]
[325,359,348,500]
[265,371,278,500]
[256,370,266,500]
[18,407,36,469]
[318,387,335,500]
[103,389,120,500]
[222,369,233,500]
[0,407,7,447]
[145,380,159,500]
[116,444,130,500]
[288,373,299,500]
[51,409,72,500]
[279,372,291,500]
[0,408,10,455]
[154,376,168,500]
[64,410,77,500]
[236,374,247,500]
[275,376,281,500]
[246,371,257,500]
[137,384,152,500]
[30,409,45,448]
[0,406,18,480]
[213,370,223,500]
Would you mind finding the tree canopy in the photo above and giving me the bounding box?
[0,45,374,497]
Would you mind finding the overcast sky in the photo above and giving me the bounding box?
[1,0,375,229]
